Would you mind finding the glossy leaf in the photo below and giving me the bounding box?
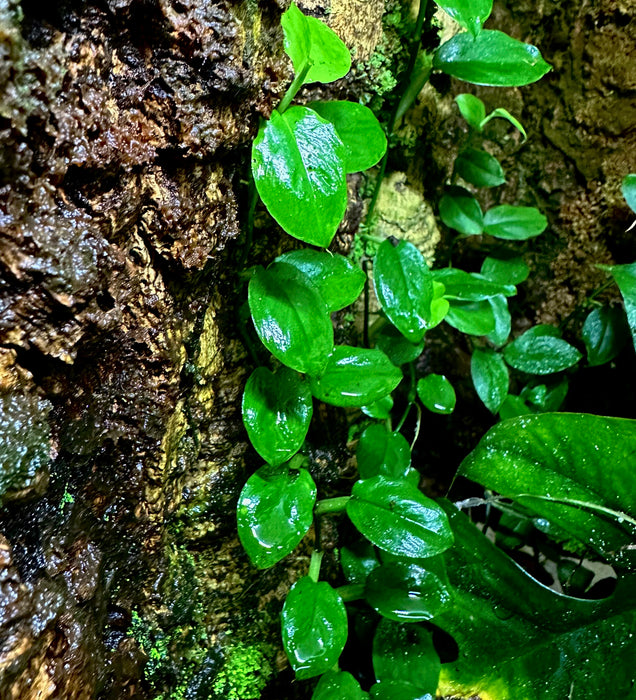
[434,268,516,301]
[309,101,387,173]
[375,324,425,367]
[483,205,548,240]
[622,173,636,214]
[582,306,628,366]
[357,423,411,480]
[455,93,486,130]
[429,281,450,328]
[361,394,394,420]
[282,576,348,679]
[439,186,484,235]
[520,377,569,412]
[434,0,492,36]
[242,367,312,466]
[417,374,456,415]
[471,347,508,413]
[281,3,351,85]
[237,466,316,569]
[504,328,581,374]
[275,249,365,312]
[480,107,527,139]
[312,670,368,700]
[433,30,551,87]
[248,263,333,375]
[498,394,533,420]
[455,147,505,188]
[486,295,512,346]
[445,299,496,336]
[607,262,636,352]
[365,560,452,622]
[347,476,454,558]
[373,239,434,342]
[481,255,529,285]
[309,346,402,407]
[341,540,380,585]
[252,106,347,247]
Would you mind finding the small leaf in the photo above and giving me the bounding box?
[361,394,394,420]
[347,477,454,558]
[312,670,367,700]
[499,394,533,420]
[281,577,348,679]
[309,346,403,407]
[433,30,551,87]
[471,347,509,413]
[486,295,512,347]
[434,0,493,36]
[375,324,425,367]
[520,377,568,412]
[481,255,529,285]
[434,268,516,301]
[455,148,505,188]
[417,374,456,414]
[483,205,547,240]
[607,262,636,352]
[275,249,365,312]
[373,239,434,342]
[480,107,527,139]
[439,186,484,235]
[357,423,411,480]
[445,299,496,336]
[341,540,380,585]
[622,173,636,214]
[309,101,387,173]
[504,329,582,374]
[248,263,333,375]
[252,106,347,247]
[582,306,629,367]
[237,466,317,569]
[242,366,313,466]
[455,94,486,130]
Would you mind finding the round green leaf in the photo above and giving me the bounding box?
[375,324,425,367]
[281,577,348,680]
[252,106,347,247]
[455,93,486,130]
[480,255,529,285]
[242,367,313,466]
[455,148,505,188]
[471,347,509,413]
[357,423,411,480]
[312,670,367,700]
[433,30,551,87]
[483,205,548,240]
[504,330,581,374]
[237,466,317,569]
[366,561,453,622]
[435,0,493,36]
[445,299,496,336]
[485,295,512,346]
[275,249,365,313]
[439,186,484,235]
[309,346,402,408]
[622,173,636,214]
[248,263,333,375]
[341,540,380,585]
[373,239,434,342]
[417,374,456,415]
[582,306,628,367]
[346,476,454,558]
[309,101,387,173]
[433,268,516,300]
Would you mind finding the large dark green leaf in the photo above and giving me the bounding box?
[275,249,365,313]
[622,173,636,214]
[282,577,348,679]
[309,346,402,407]
[309,101,387,173]
[483,205,547,240]
[357,423,411,480]
[248,263,333,375]
[237,466,316,569]
[312,670,368,700]
[455,147,505,188]
[504,328,581,374]
[471,347,508,413]
[445,299,496,336]
[438,186,484,235]
[242,366,313,466]
[252,106,347,247]
[582,306,628,367]
[607,262,636,352]
[433,30,551,87]
[434,0,492,36]
[373,240,434,342]
[433,268,516,301]
[346,476,454,558]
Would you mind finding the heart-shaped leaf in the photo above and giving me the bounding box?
[434,0,493,36]
[439,186,484,235]
[471,347,509,413]
[357,423,411,480]
[504,329,581,374]
[417,374,456,415]
[455,147,505,188]
[483,205,548,240]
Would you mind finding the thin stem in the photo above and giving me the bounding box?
[363,260,370,348]
[395,401,413,434]
[335,583,365,603]
[308,550,324,583]
[396,362,417,433]
[278,60,313,114]
[314,496,351,516]
[410,402,422,450]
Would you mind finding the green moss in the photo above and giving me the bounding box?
[212,642,272,700]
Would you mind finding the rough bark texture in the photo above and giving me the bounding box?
[0,0,634,698]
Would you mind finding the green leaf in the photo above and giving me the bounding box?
[375,324,425,367]
[365,560,453,622]
[275,249,365,313]
[483,205,548,240]
[433,30,551,87]
[417,374,456,415]
[309,346,402,407]
[622,173,636,214]
[520,377,568,412]
[455,148,505,188]
[347,476,454,558]
[435,501,636,699]
[439,186,484,235]
[309,101,387,173]
[504,329,581,374]
[357,423,411,480]
[373,239,434,342]
[480,107,527,139]
[445,299,496,336]
[237,466,317,569]
[361,394,394,420]
[248,263,333,375]
[282,577,348,679]
[607,262,636,352]
[434,0,493,36]
[433,268,516,301]
[312,670,368,700]
[582,306,628,367]
[252,106,347,247]
[341,540,380,585]
[485,295,511,346]
[498,394,533,420]
[242,366,313,466]
[471,347,508,413]
[281,3,351,85]
[481,255,529,285]
[455,94,486,130]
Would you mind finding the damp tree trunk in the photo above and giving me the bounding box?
[0,1,634,699]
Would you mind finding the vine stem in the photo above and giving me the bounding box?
[308,550,324,583]
[314,496,351,516]
[278,59,313,114]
